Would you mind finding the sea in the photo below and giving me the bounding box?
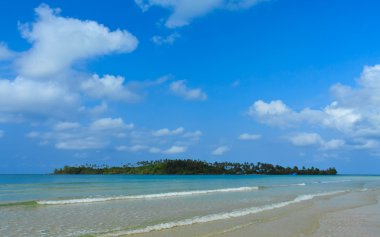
[1,174,379,237]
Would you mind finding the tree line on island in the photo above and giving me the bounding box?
[53,159,337,175]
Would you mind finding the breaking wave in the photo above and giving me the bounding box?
[37,186,260,205]
[100,190,347,236]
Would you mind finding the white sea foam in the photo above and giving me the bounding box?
[37,186,259,205]
[100,190,347,237]
[313,180,351,184]
[278,182,306,187]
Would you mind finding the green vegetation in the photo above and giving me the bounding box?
[53,159,337,175]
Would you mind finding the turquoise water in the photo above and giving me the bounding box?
[1,175,379,236]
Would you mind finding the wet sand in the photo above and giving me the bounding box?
[125,189,380,237]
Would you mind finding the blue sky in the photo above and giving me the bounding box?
[1,0,380,174]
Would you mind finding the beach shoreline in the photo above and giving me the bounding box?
[118,189,380,237]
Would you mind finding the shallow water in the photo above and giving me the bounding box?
[1,175,379,236]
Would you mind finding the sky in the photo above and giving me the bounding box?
[1,0,380,174]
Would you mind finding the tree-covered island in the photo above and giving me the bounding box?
[53,159,337,175]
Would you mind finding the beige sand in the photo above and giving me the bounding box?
[122,189,380,237]
[310,193,380,237]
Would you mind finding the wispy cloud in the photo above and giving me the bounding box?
[170,80,207,101]
[164,145,187,154]
[135,0,266,28]
[152,32,180,45]
[238,133,261,140]
[212,145,230,155]
[152,127,184,136]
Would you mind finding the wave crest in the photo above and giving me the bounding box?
[100,190,347,236]
[37,186,260,205]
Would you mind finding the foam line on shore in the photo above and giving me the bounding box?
[100,190,347,237]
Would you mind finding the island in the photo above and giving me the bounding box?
[53,159,337,175]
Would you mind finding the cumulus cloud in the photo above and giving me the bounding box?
[152,32,180,45]
[0,77,78,117]
[0,43,15,60]
[288,132,345,150]
[90,117,134,131]
[238,133,261,140]
[288,133,324,146]
[135,0,265,28]
[0,4,142,122]
[170,80,207,101]
[252,100,290,116]
[81,74,140,102]
[249,64,380,148]
[247,64,380,152]
[152,127,184,136]
[212,145,230,155]
[53,122,80,130]
[17,4,138,78]
[249,99,361,132]
[163,145,187,154]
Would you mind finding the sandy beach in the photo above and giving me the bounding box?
[126,189,380,237]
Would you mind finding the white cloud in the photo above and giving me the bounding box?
[152,32,180,45]
[53,122,80,130]
[28,117,135,150]
[170,80,207,101]
[321,139,345,150]
[183,130,202,140]
[0,4,142,122]
[116,144,148,152]
[238,133,261,140]
[249,100,361,131]
[135,0,264,28]
[353,139,379,149]
[251,100,290,116]
[288,133,323,146]
[163,145,187,154]
[152,127,184,136]
[129,144,149,152]
[0,43,15,60]
[56,137,106,150]
[0,77,78,116]
[212,145,230,155]
[17,4,138,78]
[26,131,40,138]
[28,121,201,153]
[288,132,345,151]
[90,117,134,131]
[0,130,4,138]
[250,64,380,148]
[81,74,140,102]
